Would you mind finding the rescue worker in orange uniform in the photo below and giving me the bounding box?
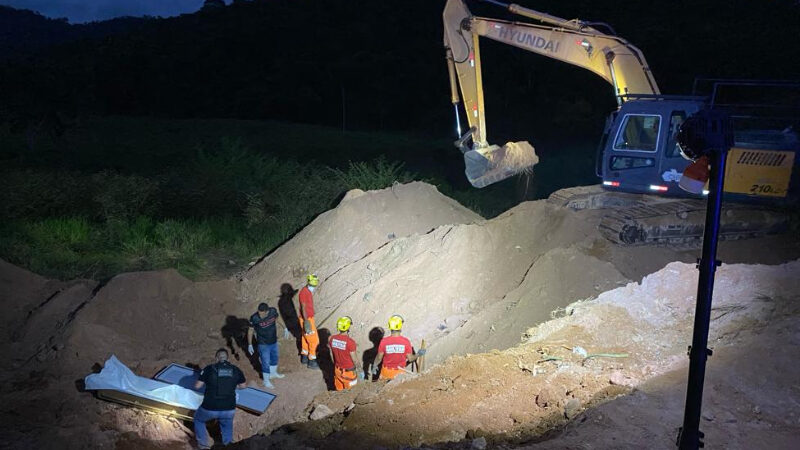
[329,316,362,390]
[372,315,425,380]
[298,274,320,369]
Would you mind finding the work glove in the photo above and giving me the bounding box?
[247,344,254,356]
[358,371,365,381]
[372,365,380,376]
[303,320,312,334]
[283,327,291,340]
[417,348,427,357]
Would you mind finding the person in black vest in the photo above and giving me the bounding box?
[193,348,246,449]
[247,301,287,389]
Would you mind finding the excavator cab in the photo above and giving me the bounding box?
[600,97,704,196]
[601,82,800,205]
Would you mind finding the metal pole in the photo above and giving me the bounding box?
[677,146,727,449]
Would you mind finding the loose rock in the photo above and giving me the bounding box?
[471,437,487,449]
[309,404,334,421]
[565,398,582,419]
[609,370,635,387]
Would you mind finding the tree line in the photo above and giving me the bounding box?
[2,0,799,140]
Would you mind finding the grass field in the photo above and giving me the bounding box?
[0,116,597,280]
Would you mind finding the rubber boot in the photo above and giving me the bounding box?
[269,365,285,379]
[307,359,319,370]
[262,373,274,389]
[300,355,308,364]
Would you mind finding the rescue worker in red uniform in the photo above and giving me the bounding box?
[298,274,320,369]
[373,315,426,380]
[329,316,361,390]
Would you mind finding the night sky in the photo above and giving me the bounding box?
[1,0,217,23]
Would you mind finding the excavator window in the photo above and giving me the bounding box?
[610,156,655,170]
[666,111,687,157]
[613,114,661,152]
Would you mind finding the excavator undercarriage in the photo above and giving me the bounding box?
[548,185,792,246]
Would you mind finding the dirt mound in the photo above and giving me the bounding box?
[1,263,332,449]
[531,311,800,449]
[243,184,798,368]
[243,196,618,365]
[239,181,481,310]
[1,258,60,346]
[0,183,482,449]
[0,259,50,321]
[239,260,800,449]
[0,259,97,372]
[308,201,625,365]
[61,269,227,370]
[431,244,627,360]
[0,266,237,449]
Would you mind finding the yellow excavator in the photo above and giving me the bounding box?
[443,0,799,245]
[444,0,660,188]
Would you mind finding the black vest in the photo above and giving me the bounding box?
[200,361,242,411]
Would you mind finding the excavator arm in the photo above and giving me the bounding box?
[444,0,660,187]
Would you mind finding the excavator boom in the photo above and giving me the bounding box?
[443,0,660,187]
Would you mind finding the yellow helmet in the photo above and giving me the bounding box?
[388,315,404,331]
[307,274,319,287]
[336,316,352,332]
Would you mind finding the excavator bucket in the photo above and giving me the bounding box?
[464,141,539,188]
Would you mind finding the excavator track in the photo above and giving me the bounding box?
[549,186,792,246]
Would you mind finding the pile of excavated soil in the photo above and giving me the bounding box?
[2,182,799,449]
[1,266,241,449]
[243,183,800,369]
[532,310,800,449]
[237,260,800,449]
[238,181,481,308]
[0,182,482,449]
[0,259,97,372]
